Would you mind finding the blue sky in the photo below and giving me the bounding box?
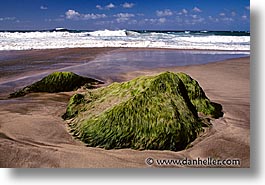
[0,0,250,31]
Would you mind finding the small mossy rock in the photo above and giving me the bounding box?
[64,72,222,151]
[9,72,103,98]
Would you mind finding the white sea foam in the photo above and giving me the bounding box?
[88,29,128,37]
[0,29,250,52]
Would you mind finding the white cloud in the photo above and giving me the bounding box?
[191,14,198,19]
[45,18,64,22]
[198,18,204,23]
[156,9,173,17]
[114,13,135,23]
[106,3,115,9]
[192,18,205,24]
[208,16,219,22]
[221,17,234,22]
[178,8,188,15]
[183,9,188,14]
[181,16,205,25]
[95,20,115,25]
[65,9,106,20]
[242,15,248,20]
[0,17,16,21]
[158,17,166,23]
[96,3,116,10]
[231,11,236,16]
[65,9,80,19]
[96,5,103,10]
[211,13,233,23]
[115,18,128,23]
[83,13,107,20]
[143,18,166,24]
[40,5,48,10]
[187,14,205,25]
[128,19,137,24]
[122,2,134,8]
[137,13,144,16]
[192,7,202,13]
[114,13,135,18]
[144,18,156,24]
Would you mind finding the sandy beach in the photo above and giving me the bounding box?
[0,48,249,168]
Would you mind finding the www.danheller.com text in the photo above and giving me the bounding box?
[145,157,241,167]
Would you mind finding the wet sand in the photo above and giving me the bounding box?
[0,48,116,98]
[0,48,249,168]
[0,48,115,80]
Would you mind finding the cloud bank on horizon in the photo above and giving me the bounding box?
[0,0,250,31]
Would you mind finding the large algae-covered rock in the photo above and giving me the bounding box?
[9,72,103,98]
[64,72,222,151]
[176,72,223,118]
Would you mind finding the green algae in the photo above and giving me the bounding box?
[64,72,222,151]
[9,72,103,98]
[176,72,223,118]
[62,93,86,119]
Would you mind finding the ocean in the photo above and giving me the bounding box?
[0,29,250,52]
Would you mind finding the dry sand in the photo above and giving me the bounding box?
[0,49,249,168]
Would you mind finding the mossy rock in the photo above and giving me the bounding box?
[64,72,222,151]
[9,72,103,98]
[176,72,223,118]
[62,93,86,119]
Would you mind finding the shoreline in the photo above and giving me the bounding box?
[0,48,248,98]
[0,47,117,81]
[0,48,117,98]
[0,48,250,167]
[0,29,250,51]
[0,47,250,53]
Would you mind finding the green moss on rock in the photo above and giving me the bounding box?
[64,72,222,151]
[176,72,223,118]
[62,93,85,119]
[9,72,103,98]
